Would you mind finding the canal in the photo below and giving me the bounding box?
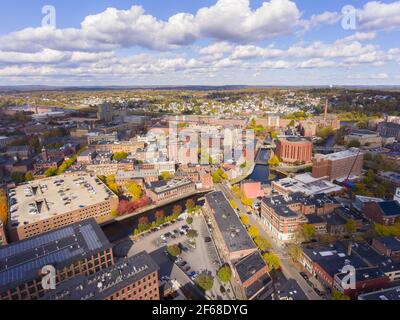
[102,193,207,243]
[248,148,271,185]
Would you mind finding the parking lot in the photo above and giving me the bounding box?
[118,213,232,299]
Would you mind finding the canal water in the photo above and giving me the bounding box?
[248,148,271,185]
[102,194,206,242]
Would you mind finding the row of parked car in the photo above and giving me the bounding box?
[160,225,190,241]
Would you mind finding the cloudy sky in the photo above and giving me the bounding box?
[0,0,399,86]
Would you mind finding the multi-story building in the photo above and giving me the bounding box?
[363,201,400,226]
[115,169,160,187]
[0,219,114,300]
[344,129,383,147]
[146,179,196,203]
[312,148,364,181]
[378,122,400,140]
[7,174,119,241]
[6,145,34,160]
[204,191,257,262]
[42,251,160,301]
[97,103,113,123]
[260,196,307,242]
[91,140,145,154]
[233,251,274,300]
[87,132,118,144]
[276,137,313,164]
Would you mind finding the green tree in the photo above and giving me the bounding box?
[187,229,199,239]
[288,244,302,262]
[185,199,196,213]
[254,236,272,252]
[262,252,281,270]
[346,219,357,235]
[167,244,181,257]
[44,167,57,177]
[112,152,128,161]
[302,224,316,241]
[195,272,214,292]
[186,216,193,225]
[348,140,361,148]
[217,265,232,284]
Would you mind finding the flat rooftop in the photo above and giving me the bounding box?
[358,285,400,300]
[149,179,193,194]
[319,148,362,161]
[8,173,117,229]
[273,173,343,196]
[42,251,159,300]
[205,191,256,254]
[0,219,112,293]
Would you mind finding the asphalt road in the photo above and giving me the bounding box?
[217,182,323,301]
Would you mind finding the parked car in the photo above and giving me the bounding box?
[300,272,309,281]
[204,237,212,243]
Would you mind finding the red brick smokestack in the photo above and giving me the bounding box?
[324,98,329,122]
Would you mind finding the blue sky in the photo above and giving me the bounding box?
[0,0,399,86]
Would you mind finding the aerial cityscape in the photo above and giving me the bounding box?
[1,0,400,306]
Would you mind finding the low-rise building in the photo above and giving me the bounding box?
[358,285,400,300]
[146,179,196,203]
[364,201,400,226]
[372,237,400,260]
[344,129,383,147]
[204,191,257,262]
[240,180,264,200]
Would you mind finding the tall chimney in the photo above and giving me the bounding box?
[324,98,328,122]
[347,242,352,256]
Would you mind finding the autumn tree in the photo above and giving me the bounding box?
[240,214,250,226]
[248,225,259,238]
[126,181,142,201]
[167,244,181,257]
[155,210,165,224]
[263,252,281,270]
[185,199,196,213]
[254,236,272,252]
[160,171,172,181]
[0,190,7,224]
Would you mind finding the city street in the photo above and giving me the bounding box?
[217,182,323,300]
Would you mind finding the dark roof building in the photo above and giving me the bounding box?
[358,285,400,300]
[0,219,114,300]
[42,251,159,301]
[364,201,400,226]
[233,251,273,300]
[372,236,400,259]
[204,191,256,262]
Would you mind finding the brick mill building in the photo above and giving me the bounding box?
[276,137,313,164]
[312,148,364,181]
[7,173,119,241]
